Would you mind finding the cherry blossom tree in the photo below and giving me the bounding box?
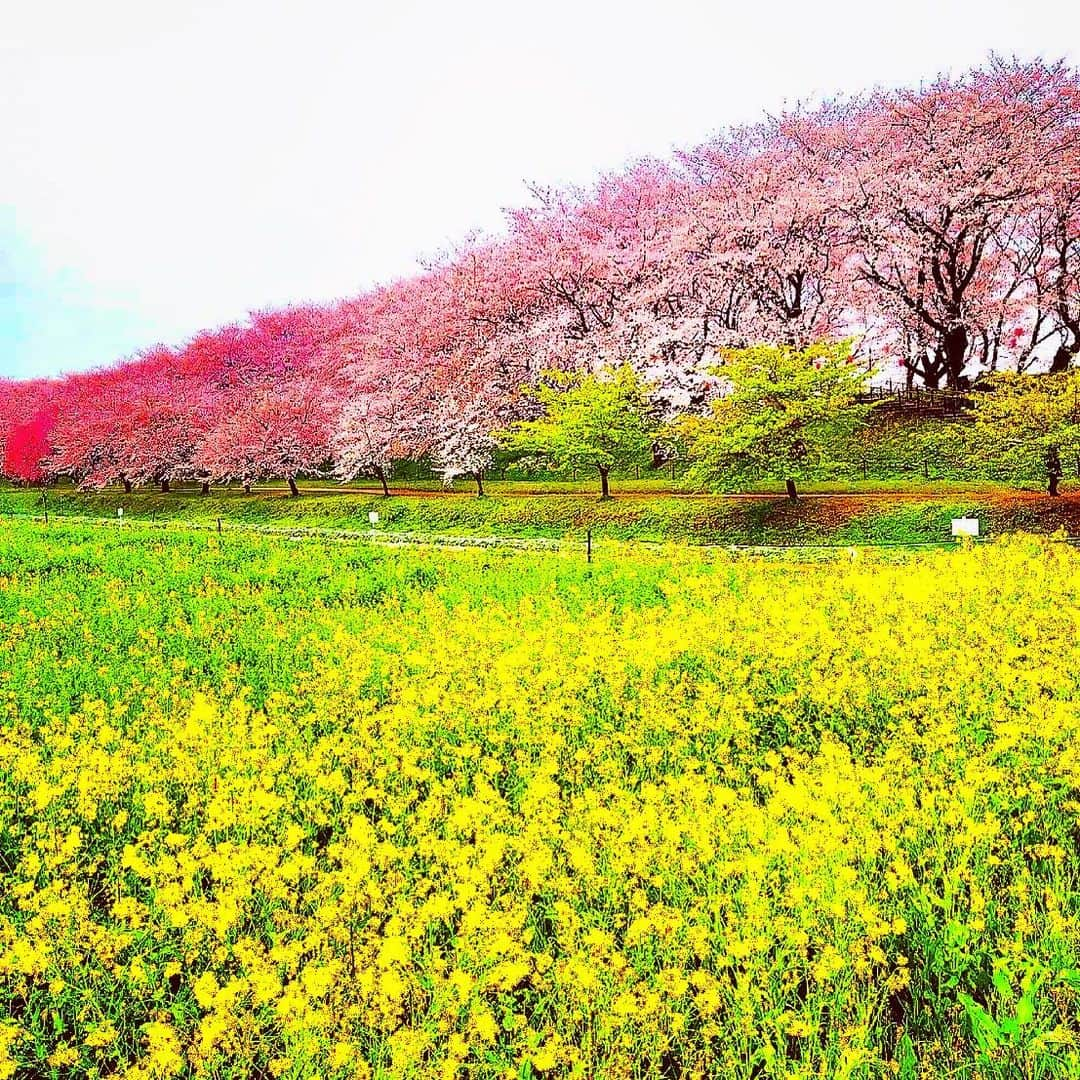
[677,114,853,351]
[332,363,426,495]
[503,162,686,373]
[843,59,1079,387]
[50,349,216,491]
[47,368,134,489]
[7,57,1078,475]
[1042,133,1080,373]
[418,362,517,496]
[196,376,331,495]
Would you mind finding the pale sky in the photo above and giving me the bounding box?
[3,0,1077,379]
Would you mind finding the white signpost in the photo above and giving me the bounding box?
[368,511,379,527]
[951,516,979,538]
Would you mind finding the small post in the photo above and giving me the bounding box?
[41,485,48,525]
[586,529,592,563]
[217,518,222,535]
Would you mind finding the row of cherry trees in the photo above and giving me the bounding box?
[3,57,1078,489]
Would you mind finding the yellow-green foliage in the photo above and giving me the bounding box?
[503,366,658,496]
[1,524,1079,1079]
[681,340,871,492]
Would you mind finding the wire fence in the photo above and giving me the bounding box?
[857,383,973,417]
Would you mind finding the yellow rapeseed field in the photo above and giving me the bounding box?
[0,523,1078,1078]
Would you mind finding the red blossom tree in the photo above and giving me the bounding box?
[1,379,59,483]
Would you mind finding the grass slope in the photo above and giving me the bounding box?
[1,484,1076,546]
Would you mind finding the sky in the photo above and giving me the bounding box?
[3,0,1078,381]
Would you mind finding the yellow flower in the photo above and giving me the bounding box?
[84,1022,118,1049]
[47,1045,79,1068]
[193,971,219,1010]
[472,1009,499,1044]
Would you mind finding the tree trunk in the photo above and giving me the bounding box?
[474,471,485,497]
[786,478,798,502]
[201,481,210,495]
[375,465,390,497]
[1049,336,1079,373]
[123,478,133,494]
[243,483,251,494]
[598,466,611,500]
[288,477,300,497]
[1047,446,1063,496]
[943,325,968,389]
[160,479,170,493]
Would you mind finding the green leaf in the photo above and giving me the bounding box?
[1015,993,1035,1026]
[960,993,1001,1052]
[896,1032,918,1080]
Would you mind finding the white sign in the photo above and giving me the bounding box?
[117,507,124,518]
[951,517,979,537]
[368,511,379,525]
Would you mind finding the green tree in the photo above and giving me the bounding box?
[681,341,870,501]
[505,365,658,499]
[965,372,1080,495]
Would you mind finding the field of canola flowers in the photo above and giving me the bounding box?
[1,522,1079,1080]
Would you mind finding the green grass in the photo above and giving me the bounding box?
[2,483,1071,548]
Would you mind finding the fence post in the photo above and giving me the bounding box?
[587,528,592,563]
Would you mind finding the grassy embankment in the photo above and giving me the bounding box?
[0,481,1075,546]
